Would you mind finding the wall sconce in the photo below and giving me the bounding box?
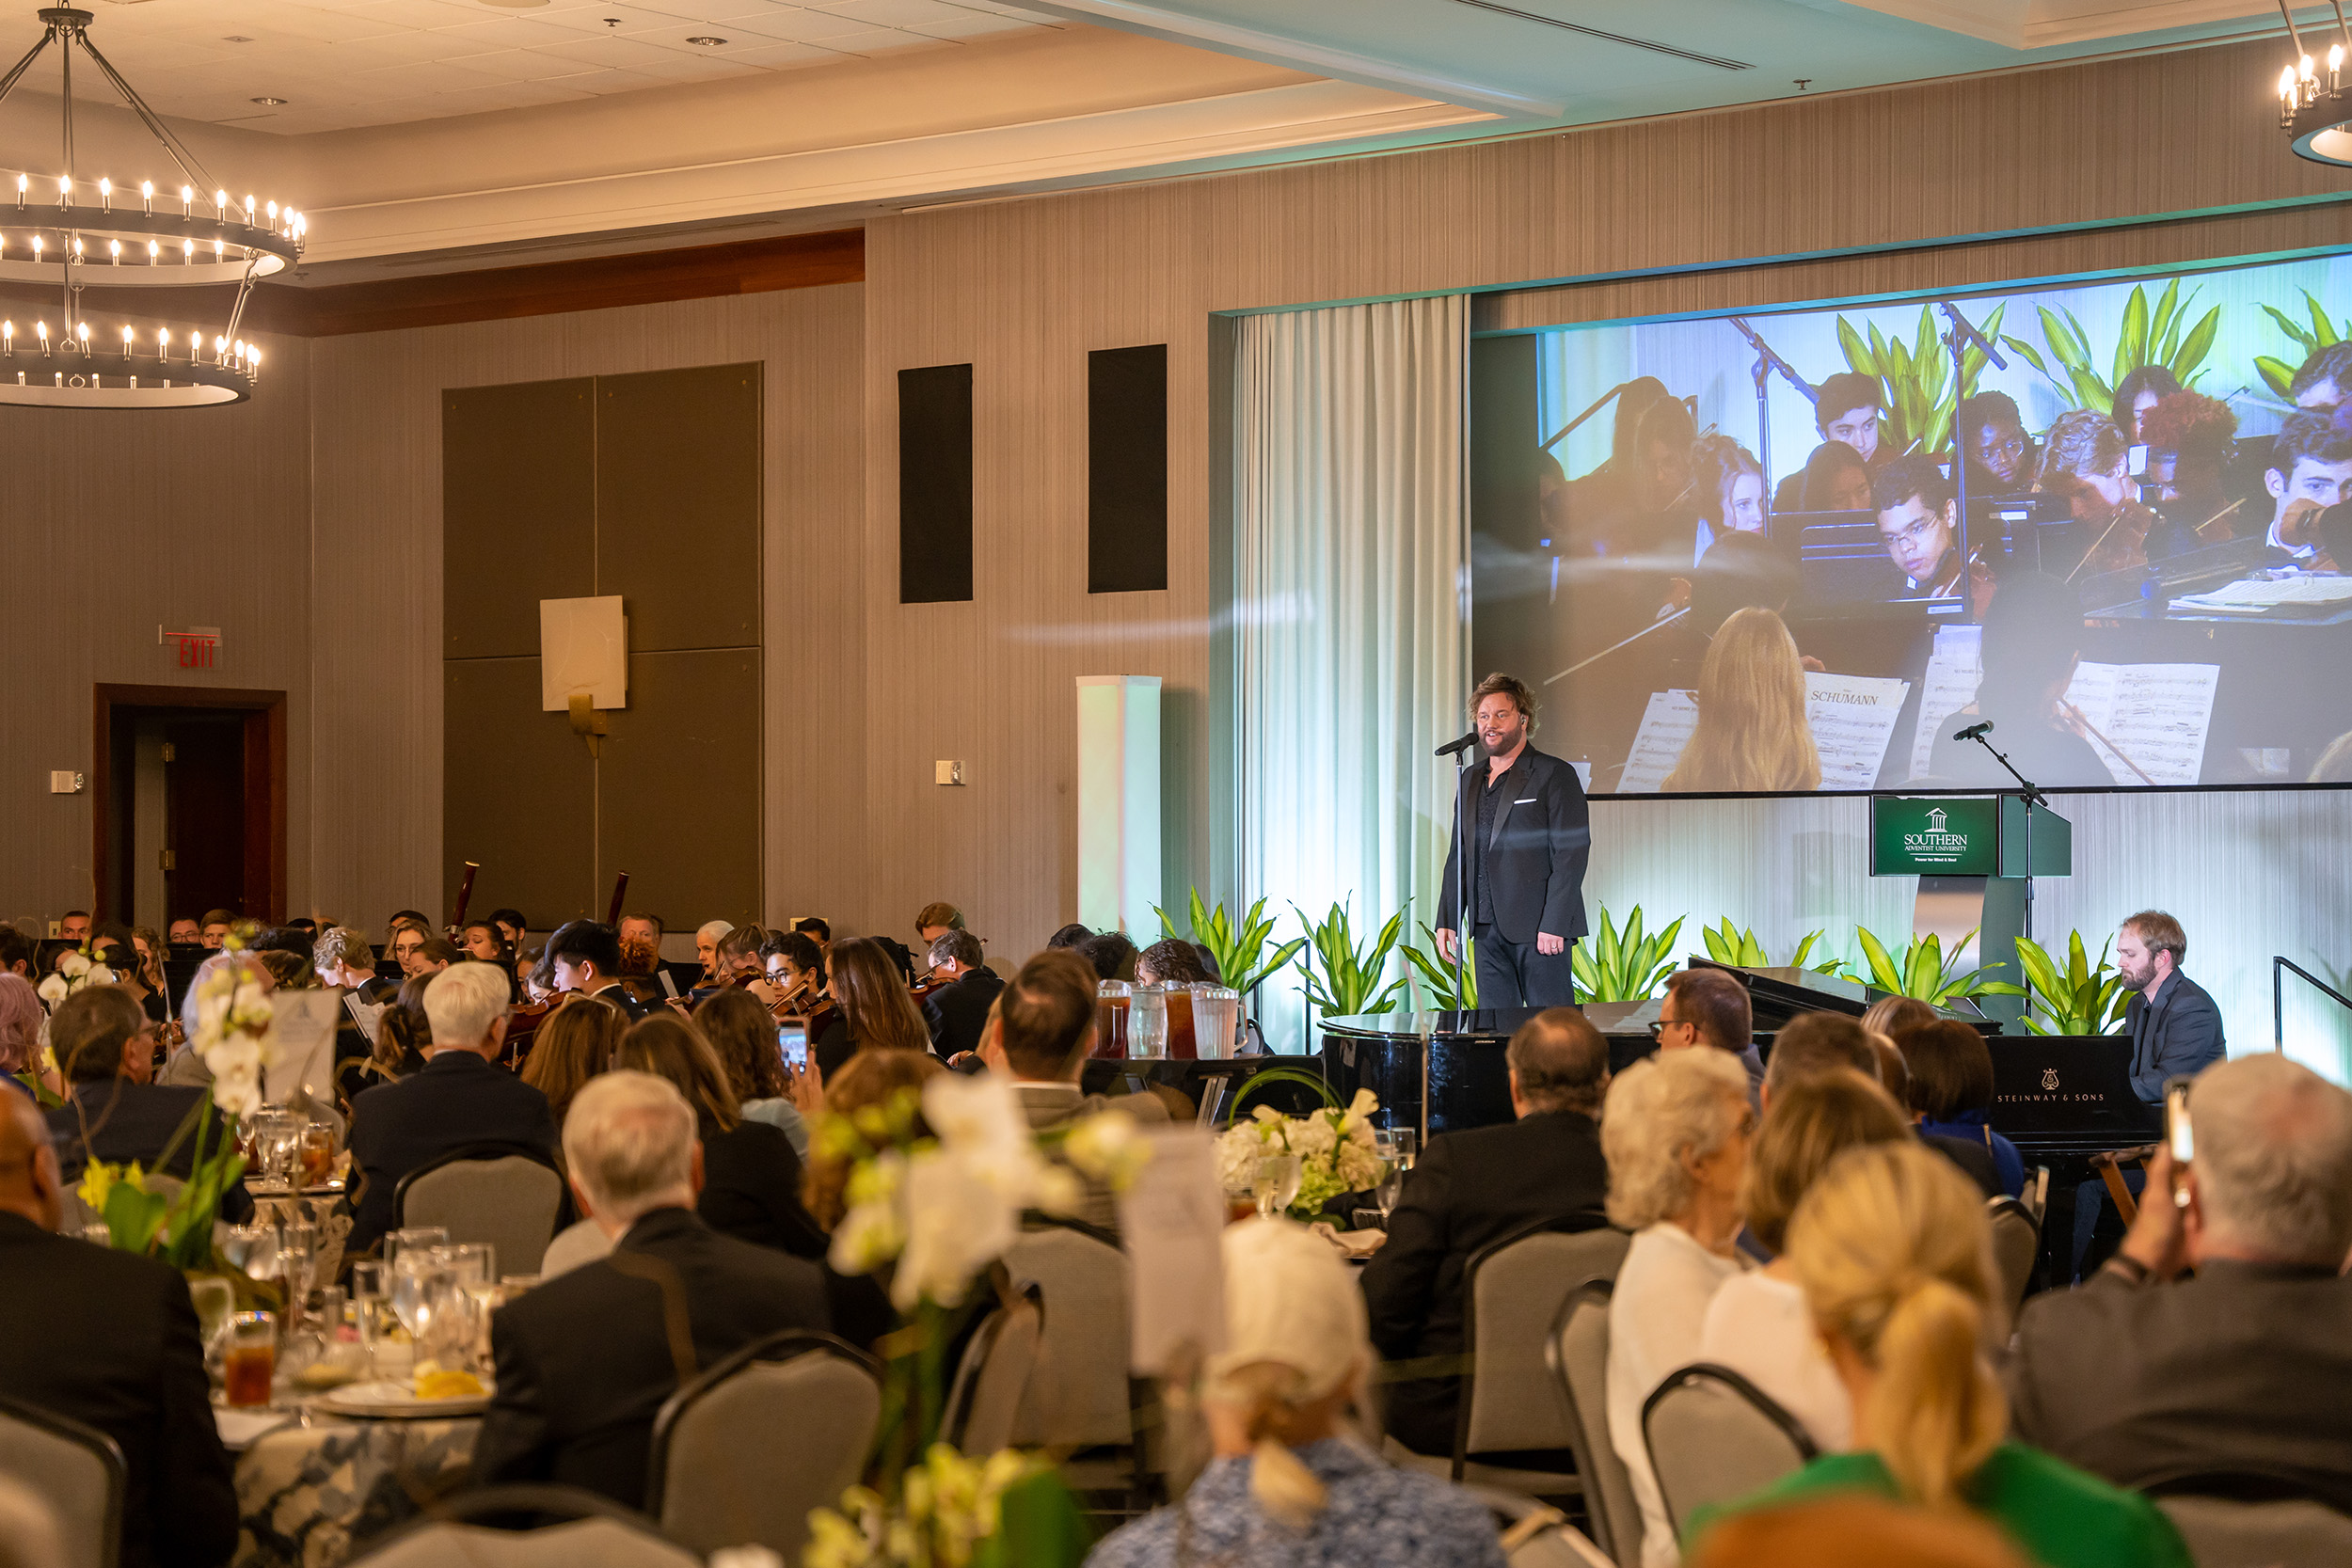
[541,595,628,757]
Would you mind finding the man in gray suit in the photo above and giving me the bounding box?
[2118,910,2226,1104]
[2008,1053,2352,1511]
[980,947,1168,1232]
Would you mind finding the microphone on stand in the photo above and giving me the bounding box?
[1436,731,1481,759]
[1951,721,1994,742]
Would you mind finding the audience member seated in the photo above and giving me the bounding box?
[1772,1010,2000,1198]
[1699,1070,1911,1449]
[1687,1495,2030,1568]
[2008,1054,2352,1513]
[1362,1007,1611,1457]
[1860,995,1936,1039]
[981,948,1169,1231]
[1602,1048,1754,1568]
[0,974,40,1097]
[918,929,1004,1061]
[1081,930,1139,982]
[43,987,252,1221]
[813,936,933,1079]
[1133,938,1210,989]
[345,962,558,1257]
[0,1092,238,1568]
[545,920,655,1022]
[516,994,623,1132]
[691,987,814,1155]
[469,1070,833,1511]
[1658,967,1763,1105]
[1897,1021,2024,1197]
[803,1049,945,1232]
[1686,1143,2189,1568]
[1088,1217,1508,1568]
[613,1013,826,1259]
[1047,923,1094,951]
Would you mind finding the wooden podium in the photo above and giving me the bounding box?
[1870,795,2072,1027]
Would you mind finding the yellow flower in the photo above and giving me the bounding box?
[77,1160,122,1214]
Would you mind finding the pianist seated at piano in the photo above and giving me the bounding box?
[2116,911,2224,1105]
[1923,572,2113,789]
[2008,1054,2352,1516]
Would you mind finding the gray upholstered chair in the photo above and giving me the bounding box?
[2156,1494,2352,1566]
[0,1395,124,1568]
[1547,1284,1642,1568]
[350,1487,695,1568]
[1004,1221,1141,1489]
[944,1282,1043,1457]
[1640,1364,1815,1544]
[1470,1487,1617,1568]
[392,1141,564,1276]
[1986,1196,2040,1326]
[645,1330,881,1560]
[1435,1212,1627,1497]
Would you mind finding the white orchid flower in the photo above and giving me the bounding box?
[85,966,117,987]
[1061,1109,1153,1192]
[893,1145,1017,1310]
[56,950,88,979]
[35,974,67,1006]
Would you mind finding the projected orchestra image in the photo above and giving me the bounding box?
[1473,263,2352,798]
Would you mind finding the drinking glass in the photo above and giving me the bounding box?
[1128,985,1168,1061]
[188,1275,235,1355]
[1375,1158,1406,1227]
[348,1260,396,1373]
[278,1222,320,1326]
[1093,981,1132,1060]
[385,1227,448,1269]
[297,1125,336,1189]
[253,1111,301,1188]
[389,1252,446,1348]
[1252,1153,1303,1220]
[431,1243,495,1287]
[223,1312,277,1408]
[1389,1127,1419,1171]
[225,1222,279,1283]
[1190,988,1241,1062]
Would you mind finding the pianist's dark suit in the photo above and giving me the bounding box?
[470,1205,831,1510]
[1437,745,1592,1007]
[1361,1107,1610,1456]
[2006,1259,2352,1512]
[2124,972,2225,1104]
[344,1048,558,1257]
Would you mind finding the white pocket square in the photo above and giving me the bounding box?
[1515,798,1537,804]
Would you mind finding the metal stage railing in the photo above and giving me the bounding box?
[2273,957,2352,1053]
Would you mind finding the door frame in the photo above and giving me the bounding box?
[90,684,288,927]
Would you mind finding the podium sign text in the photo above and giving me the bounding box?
[1870,796,2000,876]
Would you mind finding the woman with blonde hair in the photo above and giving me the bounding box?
[1601,1048,1756,1567]
[1086,1219,1506,1568]
[1662,606,1821,794]
[1687,1142,2188,1568]
[1700,1070,1912,1449]
[518,994,626,1131]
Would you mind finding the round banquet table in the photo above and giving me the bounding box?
[230,1411,481,1568]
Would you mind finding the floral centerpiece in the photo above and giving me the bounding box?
[1214,1086,1382,1219]
[79,930,276,1267]
[805,1071,1149,1568]
[35,943,119,1007]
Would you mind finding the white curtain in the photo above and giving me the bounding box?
[1234,294,1470,1049]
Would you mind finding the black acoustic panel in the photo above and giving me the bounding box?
[1088,343,1168,594]
[898,363,974,604]
[443,657,597,927]
[597,364,762,653]
[443,379,596,660]
[596,648,761,927]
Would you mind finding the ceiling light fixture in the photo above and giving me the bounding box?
[0,7,302,408]
[249,95,285,106]
[2279,0,2352,166]
[685,35,725,45]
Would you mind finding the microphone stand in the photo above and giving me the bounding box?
[1452,744,1476,1010]
[1938,302,2007,597]
[1726,317,1817,495]
[1539,381,1630,454]
[1961,728,2046,942]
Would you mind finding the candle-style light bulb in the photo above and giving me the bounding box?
[182,239,194,263]
[157,327,168,353]
[214,188,228,214]
[265,199,278,223]
[98,178,110,211]
[107,239,120,264]
[248,346,261,369]
[76,322,89,347]
[36,321,47,347]
[180,184,192,214]
[212,239,223,259]
[120,325,133,357]
[244,194,255,223]
[56,174,69,206]
[4,322,13,357]
[13,174,24,206]
[146,240,159,262]
[72,237,84,261]
[140,180,153,211]
[30,235,41,261]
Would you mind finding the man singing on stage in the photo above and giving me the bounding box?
[1435,673,1592,1008]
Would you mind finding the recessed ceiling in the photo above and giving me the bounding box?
[48,0,1064,133]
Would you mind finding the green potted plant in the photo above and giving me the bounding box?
[1571,905,1685,1004]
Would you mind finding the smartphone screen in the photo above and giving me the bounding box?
[2127,442,2151,478]
[777,1018,809,1070]
[2166,1081,2193,1164]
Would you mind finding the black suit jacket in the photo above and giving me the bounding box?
[696,1117,829,1259]
[46,1080,255,1222]
[921,967,1005,1060]
[344,1049,559,1256]
[1360,1108,1610,1455]
[2007,1259,2352,1511]
[1436,746,1592,944]
[469,1206,832,1510]
[0,1212,237,1568]
[2123,973,2225,1103]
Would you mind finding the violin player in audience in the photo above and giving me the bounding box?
[693,919,733,985]
[812,936,931,1078]
[914,901,964,952]
[918,928,1003,1061]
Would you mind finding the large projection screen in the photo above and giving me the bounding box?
[1471,253,2352,798]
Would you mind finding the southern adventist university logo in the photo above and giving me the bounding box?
[1927,807,1948,832]
[1903,804,1971,860]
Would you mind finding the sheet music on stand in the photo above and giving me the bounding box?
[343,992,388,1049]
[1616,673,1911,792]
[1902,624,2217,784]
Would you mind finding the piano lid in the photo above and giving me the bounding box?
[1686,958,1995,1036]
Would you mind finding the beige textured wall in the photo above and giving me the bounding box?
[307,285,866,936]
[0,327,311,931]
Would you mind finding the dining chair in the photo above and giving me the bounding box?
[349,1485,692,1568]
[1641,1364,1816,1544]
[644,1329,881,1560]
[392,1141,564,1275]
[1003,1220,1145,1493]
[0,1394,124,1568]
[943,1280,1044,1456]
[1985,1195,2041,1324]
[1547,1284,1642,1568]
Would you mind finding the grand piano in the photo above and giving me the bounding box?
[1320,959,2155,1284]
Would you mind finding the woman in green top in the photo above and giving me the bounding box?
[1684,1143,2189,1568]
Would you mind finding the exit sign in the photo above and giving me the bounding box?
[1871,795,1999,875]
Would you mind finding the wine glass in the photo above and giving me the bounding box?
[1375,1158,1406,1227]
[1389,1127,1419,1172]
[385,1227,447,1270]
[389,1251,446,1354]
[1252,1153,1303,1220]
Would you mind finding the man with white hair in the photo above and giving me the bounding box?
[343,961,557,1256]
[2007,1053,2352,1510]
[469,1070,831,1509]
